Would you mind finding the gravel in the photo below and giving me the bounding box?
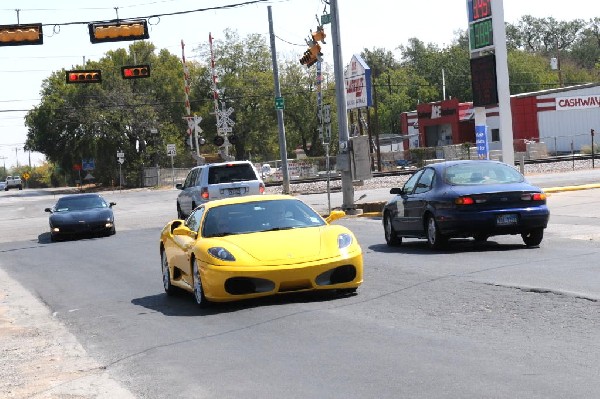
[266,159,598,195]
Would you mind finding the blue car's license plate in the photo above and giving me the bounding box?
[497,214,518,225]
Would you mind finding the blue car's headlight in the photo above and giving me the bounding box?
[208,247,236,261]
[338,233,353,249]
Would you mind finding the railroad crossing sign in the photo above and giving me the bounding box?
[216,102,235,134]
[167,143,177,156]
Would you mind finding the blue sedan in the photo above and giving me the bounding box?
[382,160,550,249]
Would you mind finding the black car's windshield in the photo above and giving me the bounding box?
[444,163,524,185]
[202,199,325,237]
[55,196,107,212]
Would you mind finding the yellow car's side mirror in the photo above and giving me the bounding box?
[173,225,197,239]
[325,210,346,224]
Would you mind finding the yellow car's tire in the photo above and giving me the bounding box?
[161,251,175,296]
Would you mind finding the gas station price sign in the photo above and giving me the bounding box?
[468,0,492,21]
[467,0,494,52]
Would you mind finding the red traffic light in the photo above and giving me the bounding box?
[121,65,150,79]
[66,70,102,84]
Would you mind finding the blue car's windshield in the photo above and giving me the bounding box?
[444,163,525,185]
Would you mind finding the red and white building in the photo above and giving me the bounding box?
[400,83,600,154]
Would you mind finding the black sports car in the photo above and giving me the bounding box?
[382,160,550,249]
[45,193,116,241]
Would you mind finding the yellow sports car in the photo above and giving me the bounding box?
[159,194,363,306]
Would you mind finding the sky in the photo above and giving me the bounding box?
[0,0,595,170]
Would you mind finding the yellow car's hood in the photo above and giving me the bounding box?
[216,226,345,263]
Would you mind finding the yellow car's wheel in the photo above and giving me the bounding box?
[192,258,209,307]
[161,250,175,296]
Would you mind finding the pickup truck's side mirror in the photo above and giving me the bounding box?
[390,187,403,195]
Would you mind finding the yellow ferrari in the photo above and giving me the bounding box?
[159,194,363,306]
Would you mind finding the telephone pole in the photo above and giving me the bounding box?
[330,0,355,212]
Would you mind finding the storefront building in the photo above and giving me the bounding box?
[400,83,600,154]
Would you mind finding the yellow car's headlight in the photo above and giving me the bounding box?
[338,233,353,249]
[208,247,236,261]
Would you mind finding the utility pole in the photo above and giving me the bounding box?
[330,0,355,212]
[0,156,6,176]
[267,6,290,194]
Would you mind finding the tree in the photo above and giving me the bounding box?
[25,42,195,186]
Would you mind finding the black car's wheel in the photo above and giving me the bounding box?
[192,258,209,307]
[426,215,448,249]
[161,250,175,296]
[384,213,402,247]
[522,228,544,247]
[177,203,185,219]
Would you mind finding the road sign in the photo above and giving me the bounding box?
[117,151,124,158]
[22,172,30,180]
[167,143,176,156]
[117,158,124,164]
[82,159,95,171]
[275,96,285,110]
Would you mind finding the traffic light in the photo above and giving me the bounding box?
[228,135,237,145]
[121,65,150,79]
[213,136,225,146]
[88,20,149,44]
[66,70,102,84]
[299,43,322,67]
[0,24,43,46]
[311,26,326,44]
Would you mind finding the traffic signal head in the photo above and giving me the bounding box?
[228,135,237,145]
[0,24,43,46]
[311,26,326,44]
[299,43,322,67]
[88,20,149,44]
[66,70,102,84]
[121,65,150,79]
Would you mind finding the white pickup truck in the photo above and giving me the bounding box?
[5,175,23,190]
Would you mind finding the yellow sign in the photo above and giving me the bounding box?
[22,172,30,180]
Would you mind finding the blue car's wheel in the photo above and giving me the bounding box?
[522,228,543,247]
[426,215,447,249]
[384,213,402,246]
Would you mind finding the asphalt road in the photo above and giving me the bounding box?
[1,170,600,398]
